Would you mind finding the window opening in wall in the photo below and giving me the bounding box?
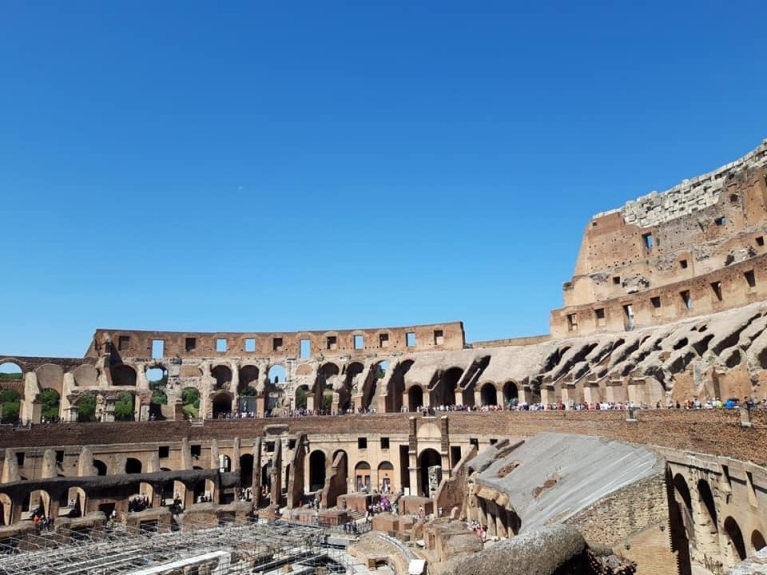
[642,232,653,249]
[151,340,164,359]
[680,259,688,269]
[757,236,765,247]
[612,276,621,285]
[379,333,390,348]
[406,332,416,347]
[288,439,296,450]
[380,437,390,449]
[358,437,367,449]
[56,450,64,464]
[729,193,739,203]
[158,446,169,458]
[299,339,311,359]
[433,330,444,345]
[595,308,606,327]
[272,338,283,352]
[489,438,498,445]
[566,313,578,332]
[651,296,662,309]
[118,336,130,351]
[745,270,756,288]
[326,336,337,351]
[216,338,227,353]
[711,282,723,302]
[680,290,692,310]
[714,216,726,226]
[191,445,201,458]
[469,438,479,449]
[16,453,24,466]
[353,334,364,349]
[245,338,256,352]
[185,338,197,352]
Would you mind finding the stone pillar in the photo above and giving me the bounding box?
[42,449,57,479]
[101,395,116,423]
[252,438,262,504]
[269,440,282,508]
[440,416,451,478]
[408,417,419,496]
[232,438,241,471]
[180,438,192,470]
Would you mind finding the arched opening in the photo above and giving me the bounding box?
[408,386,424,411]
[62,486,87,518]
[93,459,107,476]
[378,461,394,493]
[503,381,519,407]
[673,474,693,544]
[360,361,386,411]
[181,387,201,419]
[147,367,168,420]
[261,461,272,495]
[193,479,207,503]
[76,392,98,422]
[697,478,718,532]
[0,388,21,424]
[72,364,98,387]
[0,493,12,525]
[24,489,51,520]
[724,516,747,561]
[218,454,231,473]
[309,451,326,492]
[386,359,413,413]
[114,392,136,421]
[295,385,309,410]
[268,365,286,385]
[39,388,61,422]
[238,365,260,396]
[480,383,498,406]
[35,364,63,396]
[344,362,365,412]
[0,361,23,382]
[126,458,142,474]
[419,449,442,498]
[212,392,233,418]
[432,367,461,407]
[211,365,233,389]
[355,461,371,493]
[111,364,137,386]
[752,530,766,552]
[240,454,254,488]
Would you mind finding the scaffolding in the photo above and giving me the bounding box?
[0,517,360,575]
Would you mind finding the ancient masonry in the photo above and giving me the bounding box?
[0,139,766,575]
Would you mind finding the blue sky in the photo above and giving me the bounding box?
[1,0,765,359]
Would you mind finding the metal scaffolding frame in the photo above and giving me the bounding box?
[0,517,358,575]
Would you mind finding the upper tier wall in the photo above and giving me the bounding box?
[87,322,466,360]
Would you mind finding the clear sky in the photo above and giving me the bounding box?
[1,0,765,359]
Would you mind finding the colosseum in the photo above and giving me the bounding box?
[1,140,767,574]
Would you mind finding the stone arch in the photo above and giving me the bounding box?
[378,461,394,493]
[93,459,108,476]
[63,486,88,518]
[355,461,371,492]
[503,381,519,406]
[212,392,233,418]
[0,493,12,525]
[35,364,64,396]
[268,364,286,384]
[672,474,694,544]
[238,365,260,394]
[111,364,137,386]
[360,361,386,411]
[295,384,310,410]
[418,448,442,498]
[0,361,23,380]
[72,364,98,387]
[218,454,231,473]
[23,488,52,519]
[480,383,498,406]
[126,458,142,474]
[240,454,254,488]
[432,367,462,407]
[752,530,766,553]
[211,365,233,390]
[75,392,99,422]
[38,388,61,421]
[308,450,326,492]
[386,359,414,413]
[114,391,136,421]
[408,386,424,411]
[724,516,747,562]
[181,386,201,420]
[697,478,718,531]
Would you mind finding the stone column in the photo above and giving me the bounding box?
[408,417,419,497]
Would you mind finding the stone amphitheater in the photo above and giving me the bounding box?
[1,139,767,574]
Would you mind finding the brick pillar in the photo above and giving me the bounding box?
[408,417,419,496]
[440,416,451,477]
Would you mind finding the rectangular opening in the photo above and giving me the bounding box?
[450,445,462,467]
[714,216,726,226]
[623,304,634,319]
[433,329,444,345]
[354,334,364,350]
[680,290,692,309]
[680,259,688,269]
[15,452,24,466]
[265,441,275,453]
[642,232,653,249]
[378,333,390,348]
[288,439,296,450]
[711,282,723,302]
[406,332,416,347]
[746,471,758,505]
[55,450,64,464]
[185,337,197,352]
[469,438,479,449]
[272,337,283,352]
[651,296,662,309]
[139,520,159,535]
[158,446,170,458]
[151,340,164,359]
[380,437,390,449]
[216,338,227,353]
[566,313,578,332]
[489,438,498,445]
[358,437,367,449]
[326,336,337,351]
[245,338,256,352]
[612,276,621,285]
[299,339,311,359]
[744,270,756,288]
[757,236,764,247]
[118,336,130,351]
[595,308,605,327]
[191,445,201,458]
